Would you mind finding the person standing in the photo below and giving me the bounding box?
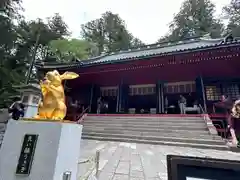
[103,100,109,114]
[178,95,186,114]
[8,100,25,120]
[165,96,168,114]
[97,97,102,114]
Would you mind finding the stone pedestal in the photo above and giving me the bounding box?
[0,120,82,180]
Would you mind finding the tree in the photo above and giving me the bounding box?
[81,17,105,54]
[0,0,22,18]
[158,0,223,42]
[0,0,24,108]
[47,13,70,39]
[49,39,99,62]
[0,11,70,108]
[131,37,145,47]
[81,11,144,54]
[223,0,240,36]
[15,13,70,63]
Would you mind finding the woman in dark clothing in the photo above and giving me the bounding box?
[8,101,25,120]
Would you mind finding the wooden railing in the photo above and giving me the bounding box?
[77,107,90,124]
[199,104,230,140]
[208,105,239,147]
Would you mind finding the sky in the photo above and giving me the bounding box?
[22,0,231,44]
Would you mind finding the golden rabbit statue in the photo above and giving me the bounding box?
[35,70,79,120]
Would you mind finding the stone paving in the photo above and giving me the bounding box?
[77,140,240,180]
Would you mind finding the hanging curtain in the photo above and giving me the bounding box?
[195,77,202,103]
[117,84,129,113]
[121,84,129,113]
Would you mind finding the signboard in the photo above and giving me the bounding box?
[167,155,240,180]
[187,178,213,180]
[16,134,38,175]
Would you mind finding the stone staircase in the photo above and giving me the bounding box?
[82,115,229,150]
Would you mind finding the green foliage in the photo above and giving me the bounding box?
[0,0,22,18]
[47,13,70,39]
[81,11,145,54]
[0,2,72,108]
[49,39,99,62]
[131,37,145,47]
[158,0,224,42]
[223,0,240,36]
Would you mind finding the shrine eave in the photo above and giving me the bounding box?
[14,84,40,92]
[36,36,240,70]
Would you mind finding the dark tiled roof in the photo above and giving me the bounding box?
[36,36,240,70]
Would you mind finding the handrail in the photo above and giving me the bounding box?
[77,106,90,124]
[211,119,228,139]
[199,104,206,114]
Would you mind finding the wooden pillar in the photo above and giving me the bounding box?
[195,76,207,112]
[156,81,165,114]
[116,85,121,113]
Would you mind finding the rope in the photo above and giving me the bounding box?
[78,151,100,180]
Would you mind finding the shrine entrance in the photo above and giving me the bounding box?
[100,86,118,113]
[164,81,197,114]
[128,84,157,114]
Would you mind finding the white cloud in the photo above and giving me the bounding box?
[22,0,231,44]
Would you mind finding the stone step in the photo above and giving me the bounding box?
[82,135,229,151]
[83,126,210,134]
[84,118,205,123]
[83,120,206,127]
[83,129,221,140]
[83,123,208,131]
[82,132,225,145]
[87,114,203,119]
[85,116,204,122]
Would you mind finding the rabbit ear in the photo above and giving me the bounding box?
[60,72,79,80]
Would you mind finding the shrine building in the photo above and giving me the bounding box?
[36,35,240,117]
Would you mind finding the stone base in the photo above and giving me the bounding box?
[0,119,82,180]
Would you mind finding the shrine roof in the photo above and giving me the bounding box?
[14,84,40,92]
[36,35,240,70]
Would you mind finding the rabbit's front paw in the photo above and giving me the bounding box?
[52,116,61,120]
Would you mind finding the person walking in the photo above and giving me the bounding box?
[178,95,186,114]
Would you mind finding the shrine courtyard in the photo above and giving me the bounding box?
[77,140,240,180]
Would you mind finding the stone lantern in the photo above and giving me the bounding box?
[16,83,41,118]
